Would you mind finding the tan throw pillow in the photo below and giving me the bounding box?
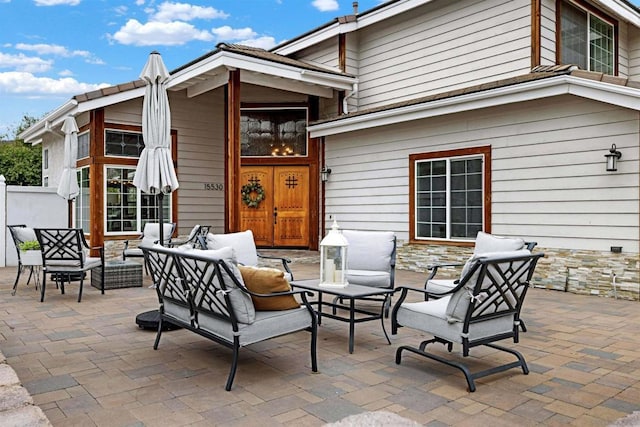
[238,266,300,311]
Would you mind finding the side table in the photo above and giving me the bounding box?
[91,260,143,290]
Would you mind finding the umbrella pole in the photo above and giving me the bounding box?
[158,192,164,246]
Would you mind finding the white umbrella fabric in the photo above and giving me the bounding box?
[57,115,80,200]
[133,51,178,245]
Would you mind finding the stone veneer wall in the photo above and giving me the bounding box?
[103,231,194,260]
[396,242,640,302]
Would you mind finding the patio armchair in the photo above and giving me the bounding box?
[424,232,537,331]
[34,228,105,303]
[167,224,210,249]
[333,230,396,317]
[7,224,41,295]
[198,230,294,280]
[391,249,544,392]
[123,222,176,273]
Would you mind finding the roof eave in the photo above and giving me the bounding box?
[19,100,78,144]
[169,49,356,94]
[308,75,640,137]
[273,0,434,56]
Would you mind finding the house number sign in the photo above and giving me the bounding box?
[204,183,224,191]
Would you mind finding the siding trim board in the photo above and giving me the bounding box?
[309,74,640,137]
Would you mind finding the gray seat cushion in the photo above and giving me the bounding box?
[346,269,391,288]
[396,297,515,345]
[197,307,313,346]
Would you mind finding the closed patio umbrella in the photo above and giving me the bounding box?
[57,115,79,201]
[133,51,178,246]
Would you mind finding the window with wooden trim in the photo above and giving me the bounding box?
[410,146,490,242]
[240,108,308,157]
[105,129,145,158]
[559,0,615,75]
[77,131,90,160]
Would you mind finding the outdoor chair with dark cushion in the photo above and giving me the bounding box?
[7,224,41,295]
[391,249,544,392]
[123,222,175,272]
[34,228,105,303]
[199,230,294,280]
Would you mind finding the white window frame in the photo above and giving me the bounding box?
[43,148,49,170]
[76,166,90,234]
[560,0,616,75]
[104,165,172,236]
[412,152,486,242]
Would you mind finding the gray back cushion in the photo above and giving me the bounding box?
[342,230,395,272]
[14,227,37,244]
[205,230,258,267]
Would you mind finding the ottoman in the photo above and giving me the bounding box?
[91,260,143,290]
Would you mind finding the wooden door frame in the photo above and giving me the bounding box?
[225,97,320,250]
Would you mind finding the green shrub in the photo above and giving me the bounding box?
[19,240,40,251]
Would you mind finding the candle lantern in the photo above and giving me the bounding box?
[319,219,349,288]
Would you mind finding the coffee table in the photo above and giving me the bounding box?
[290,279,392,353]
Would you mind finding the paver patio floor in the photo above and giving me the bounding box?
[0,254,638,426]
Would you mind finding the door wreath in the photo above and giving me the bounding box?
[241,182,265,208]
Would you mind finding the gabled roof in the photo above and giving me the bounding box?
[20,43,356,143]
[273,0,640,56]
[308,66,640,137]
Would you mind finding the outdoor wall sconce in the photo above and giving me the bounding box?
[605,144,622,172]
[321,166,332,182]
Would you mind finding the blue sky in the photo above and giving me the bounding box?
[0,0,384,137]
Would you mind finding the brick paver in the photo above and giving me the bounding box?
[0,254,638,426]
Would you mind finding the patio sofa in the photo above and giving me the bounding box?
[140,243,318,391]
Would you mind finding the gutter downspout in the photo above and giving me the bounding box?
[342,82,358,115]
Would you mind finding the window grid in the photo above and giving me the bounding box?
[76,167,90,233]
[240,108,308,157]
[415,156,483,240]
[105,166,170,235]
[77,131,90,160]
[105,130,145,158]
[560,1,614,75]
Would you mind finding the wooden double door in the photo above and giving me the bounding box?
[239,166,309,247]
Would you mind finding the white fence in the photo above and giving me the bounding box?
[0,175,68,267]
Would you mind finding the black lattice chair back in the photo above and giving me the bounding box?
[34,228,104,303]
[392,250,544,392]
[37,229,85,265]
[466,255,538,326]
[176,255,235,326]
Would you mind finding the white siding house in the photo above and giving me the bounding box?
[20,0,640,297]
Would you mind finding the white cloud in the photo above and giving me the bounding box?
[212,26,256,41]
[59,69,74,77]
[311,0,339,12]
[34,0,80,5]
[151,2,228,22]
[0,52,52,73]
[238,36,277,50]
[15,43,90,58]
[0,71,109,95]
[110,19,214,46]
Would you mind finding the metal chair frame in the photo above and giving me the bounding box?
[392,251,544,392]
[34,228,105,303]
